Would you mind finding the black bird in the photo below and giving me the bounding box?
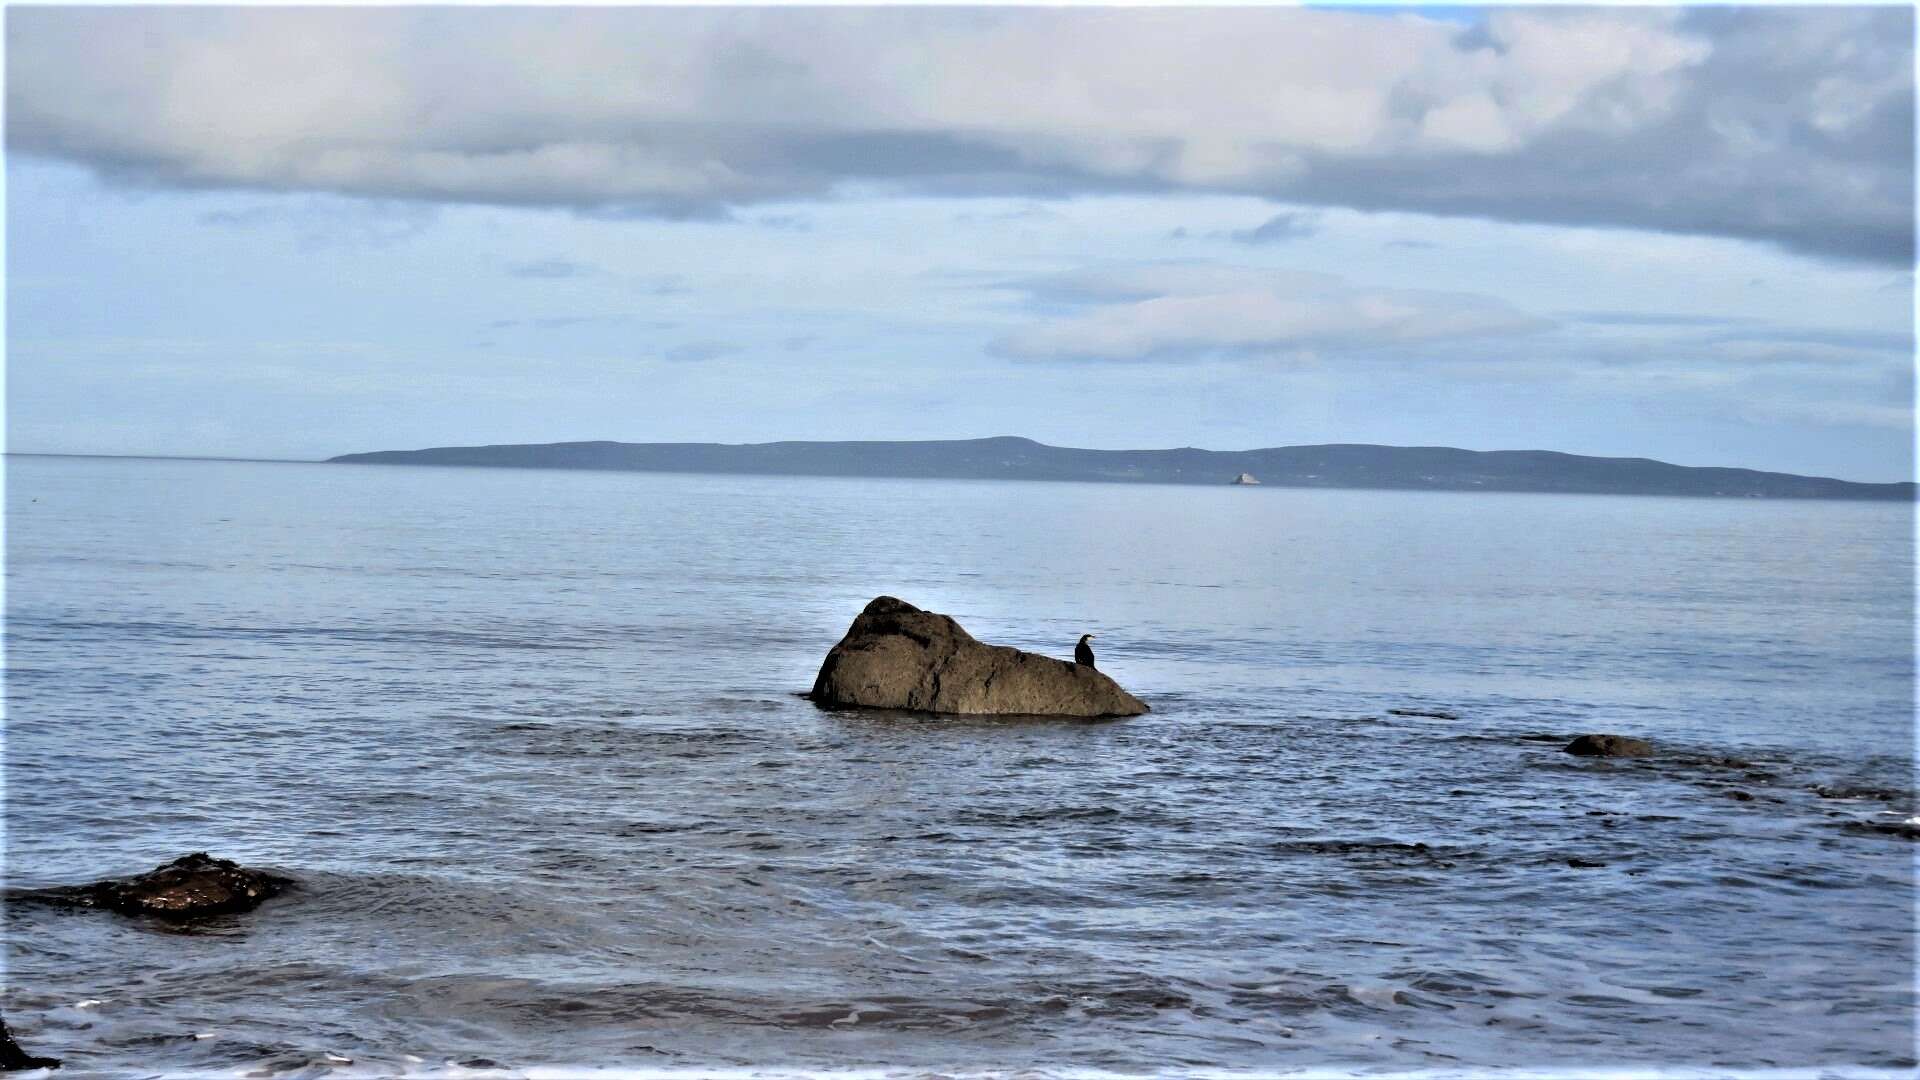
[1074,633,1096,668]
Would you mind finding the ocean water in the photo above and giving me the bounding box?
[3,454,1913,1077]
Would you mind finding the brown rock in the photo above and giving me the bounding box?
[810,597,1149,717]
[17,853,291,920]
[1565,734,1654,758]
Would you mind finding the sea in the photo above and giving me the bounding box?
[3,454,1914,1077]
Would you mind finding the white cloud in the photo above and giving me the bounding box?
[1705,339,1906,369]
[994,262,1551,362]
[6,7,1910,261]
[1752,400,1913,430]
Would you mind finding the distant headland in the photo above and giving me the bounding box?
[326,437,1915,500]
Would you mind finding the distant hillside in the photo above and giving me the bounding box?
[327,437,1915,500]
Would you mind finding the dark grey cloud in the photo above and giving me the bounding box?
[1272,8,1915,264]
[7,7,1911,262]
[1229,211,1321,245]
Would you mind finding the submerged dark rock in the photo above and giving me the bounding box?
[0,1014,58,1072]
[810,596,1149,717]
[1267,839,1460,868]
[1565,734,1654,758]
[1839,820,1920,841]
[16,853,291,920]
[1810,783,1910,804]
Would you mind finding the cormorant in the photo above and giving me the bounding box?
[1074,633,1096,668]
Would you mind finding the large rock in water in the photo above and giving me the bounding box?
[0,1012,58,1072]
[810,597,1149,717]
[17,853,291,920]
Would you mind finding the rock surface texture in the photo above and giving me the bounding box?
[1565,734,1654,758]
[811,597,1149,717]
[0,1013,58,1072]
[18,853,291,920]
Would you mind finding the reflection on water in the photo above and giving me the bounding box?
[4,457,1913,1074]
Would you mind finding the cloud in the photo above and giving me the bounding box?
[753,214,812,232]
[1704,340,1907,368]
[1554,317,1913,369]
[1752,400,1913,430]
[664,340,740,364]
[993,261,1551,362]
[194,197,437,249]
[1683,328,1915,371]
[1229,211,1321,245]
[952,204,1063,225]
[6,8,1910,262]
[528,316,611,330]
[643,277,693,297]
[1712,327,1913,353]
[1562,311,1757,327]
[488,315,676,332]
[507,258,599,279]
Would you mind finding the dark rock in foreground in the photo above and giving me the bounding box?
[811,596,1149,717]
[1565,734,1654,758]
[16,853,291,920]
[0,1014,58,1072]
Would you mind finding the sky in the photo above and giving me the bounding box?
[5,5,1914,482]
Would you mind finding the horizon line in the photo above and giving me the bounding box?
[7,451,320,465]
[10,438,1915,488]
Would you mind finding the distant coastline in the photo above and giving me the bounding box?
[322,437,1915,501]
